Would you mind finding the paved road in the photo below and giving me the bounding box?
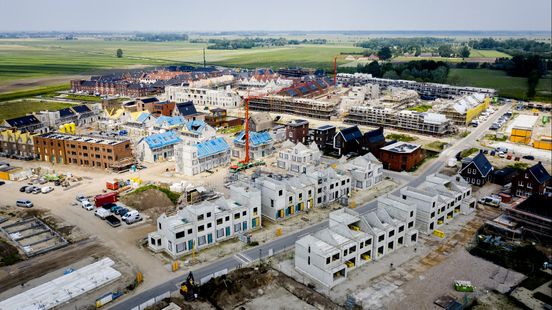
[110,103,511,310]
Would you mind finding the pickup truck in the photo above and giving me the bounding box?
[105,215,121,227]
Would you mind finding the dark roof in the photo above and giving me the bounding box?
[72,105,92,114]
[364,127,385,144]
[515,195,552,219]
[317,124,335,131]
[528,162,551,184]
[493,167,517,177]
[139,97,158,104]
[5,115,41,127]
[339,126,363,142]
[58,108,76,117]
[468,152,493,177]
[175,101,198,116]
[81,80,97,87]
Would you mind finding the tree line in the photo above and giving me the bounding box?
[356,60,450,83]
[130,33,189,42]
[204,37,327,50]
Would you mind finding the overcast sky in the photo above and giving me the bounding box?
[1,0,550,32]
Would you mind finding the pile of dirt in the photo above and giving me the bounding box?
[120,188,175,218]
[0,239,22,267]
[199,266,341,310]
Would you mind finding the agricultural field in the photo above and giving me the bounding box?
[468,49,511,58]
[0,39,361,93]
[447,68,552,102]
[0,100,75,121]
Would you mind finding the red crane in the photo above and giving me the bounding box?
[333,56,338,85]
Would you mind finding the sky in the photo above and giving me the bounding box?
[1,0,551,32]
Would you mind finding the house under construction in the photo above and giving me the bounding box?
[248,95,339,120]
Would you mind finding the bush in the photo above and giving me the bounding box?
[385,133,416,142]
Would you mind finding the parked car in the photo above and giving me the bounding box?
[81,200,94,211]
[41,186,54,194]
[19,186,28,192]
[25,186,35,193]
[0,181,4,186]
[102,203,117,210]
[490,151,496,156]
[105,215,121,227]
[124,212,142,224]
[16,199,33,208]
[514,156,520,161]
[522,155,535,160]
[497,151,506,158]
[506,154,512,160]
[478,196,501,207]
[122,210,139,221]
[116,207,129,216]
[111,205,122,213]
[94,208,111,219]
[76,194,87,202]
[32,187,41,194]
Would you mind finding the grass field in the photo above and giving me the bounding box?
[447,68,551,102]
[0,39,361,89]
[0,100,76,121]
[469,49,511,58]
[0,84,69,102]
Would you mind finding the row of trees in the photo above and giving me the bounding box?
[205,37,327,50]
[469,38,551,57]
[357,60,450,83]
[130,33,189,42]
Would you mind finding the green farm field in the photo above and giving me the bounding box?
[0,100,76,122]
[0,38,360,92]
[447,68,551,102]
[468,49,511,58]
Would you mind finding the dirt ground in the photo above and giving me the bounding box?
[120,187,176,219]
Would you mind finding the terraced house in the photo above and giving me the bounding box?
[137,131,182,163]
[148,184,261,258]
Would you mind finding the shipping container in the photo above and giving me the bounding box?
[94,192,118,207]
[106,181,119,190]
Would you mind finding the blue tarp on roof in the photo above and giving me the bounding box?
[340,126,362,142]
[143,131,182,150]
[136,112,151,123]
[155,116,185,127]
[233,131,272,147]
[196,137,230,159]
[186,120,206,133]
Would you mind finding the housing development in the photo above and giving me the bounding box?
[0,6,551,310]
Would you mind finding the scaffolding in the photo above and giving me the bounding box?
[249,95,338,120]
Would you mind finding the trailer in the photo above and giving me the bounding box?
[94,192,118,207]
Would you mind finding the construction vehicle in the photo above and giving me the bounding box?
[179,272,198,301]
[229,160,266,173]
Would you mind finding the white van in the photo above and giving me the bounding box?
[41,186,54,194]
[122,210,139,221]
[94,208,111,219]
[124,212,142,224]
[16,200,33,208]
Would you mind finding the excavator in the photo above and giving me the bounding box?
[179,272,198,301]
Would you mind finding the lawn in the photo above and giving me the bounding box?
[0,100,76,121]
[385,133,416,142]
[0,84,69,102]
[468,49,511,58]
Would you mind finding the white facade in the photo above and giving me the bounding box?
[148,184,261,258]
[336,152,383,190]
[165,85,241,108]
[399,173,475,234]
[295,207,418,288]
[277,141,321,174]
[174,138,231,176]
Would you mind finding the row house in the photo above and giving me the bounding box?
[295,207,417,288]
[136,131,182,163]
[232,131,274,160]
[0,130,37,159]
[336,152,383,190]
[511,162,551,197]
[2,115,48,134]
[165,85,241,108]
[277,141,321,174]
[399,173,475,234]
[174,137,231,176]
[148,184,261,258]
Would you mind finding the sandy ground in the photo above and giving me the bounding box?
[236,285,317,310]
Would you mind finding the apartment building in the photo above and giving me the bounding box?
[34,108,77,128]
[0,130,37,159]
[295,207,417,288]
[336,152,383,190]
[148,184,261,258]
[345,106,454,136]
[33,133,133,168]
[336,73,496,99]
[249,96,339,120]
[2,115,48,134]
[253,174,316,222]
[136,97,175,117]
[399,173,475,234]
[180,120,217,146]
[277,141,321,174]
[434,93,491,125]
[174,137,231,176]
[165,85,241,108]
[340,84,380,112]
[312,124,336,152]
[306,167,351,206]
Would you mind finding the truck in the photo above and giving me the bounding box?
[94,192,118,207]
[94,208,111,219]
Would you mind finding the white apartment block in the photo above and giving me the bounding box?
[295,207,417,288]
[340,84,380,113]
[277,141,321,174]
[165,85,241,108]
[306,167,352,206]
[174,137,231,176]
[148,184,261,258]
[399,173,475,234]
[337,152,383,190]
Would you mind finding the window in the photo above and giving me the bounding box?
[217,218,223,225]
[175,231,185,239]
[206,212,212,218]
[389,230,395,237]
[216,228,224,238]
[399,226,404,233]
[225,216,230,221]
[378,235,384,242]
[176,242,186,253]
[270,199,274,208]
[349,246,356,253]
[409,211,414,217]
[326,257,330,264]
[198,236,206,246]
[308,256,310,265]
[234,213,240,219]
[288,196,293,203]
[527,182,532,189]
[198,225,204,232]
[188,228,193,234]
[198,214,204,221]
[234,223,241,232]
[158,223,162,229]
[242,211,247,216]
[278,190,283,196]
[207,223,212,228]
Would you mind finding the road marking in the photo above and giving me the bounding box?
[234,253,251,264]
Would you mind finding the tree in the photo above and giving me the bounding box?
[459,46,470,58]
[116,49,123,58]
[527,70,539,98]
[366,61,382,77]
[437,45,454,57]
[414,46,422,56]
[378,47,392,60]
[382,70,400,80]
